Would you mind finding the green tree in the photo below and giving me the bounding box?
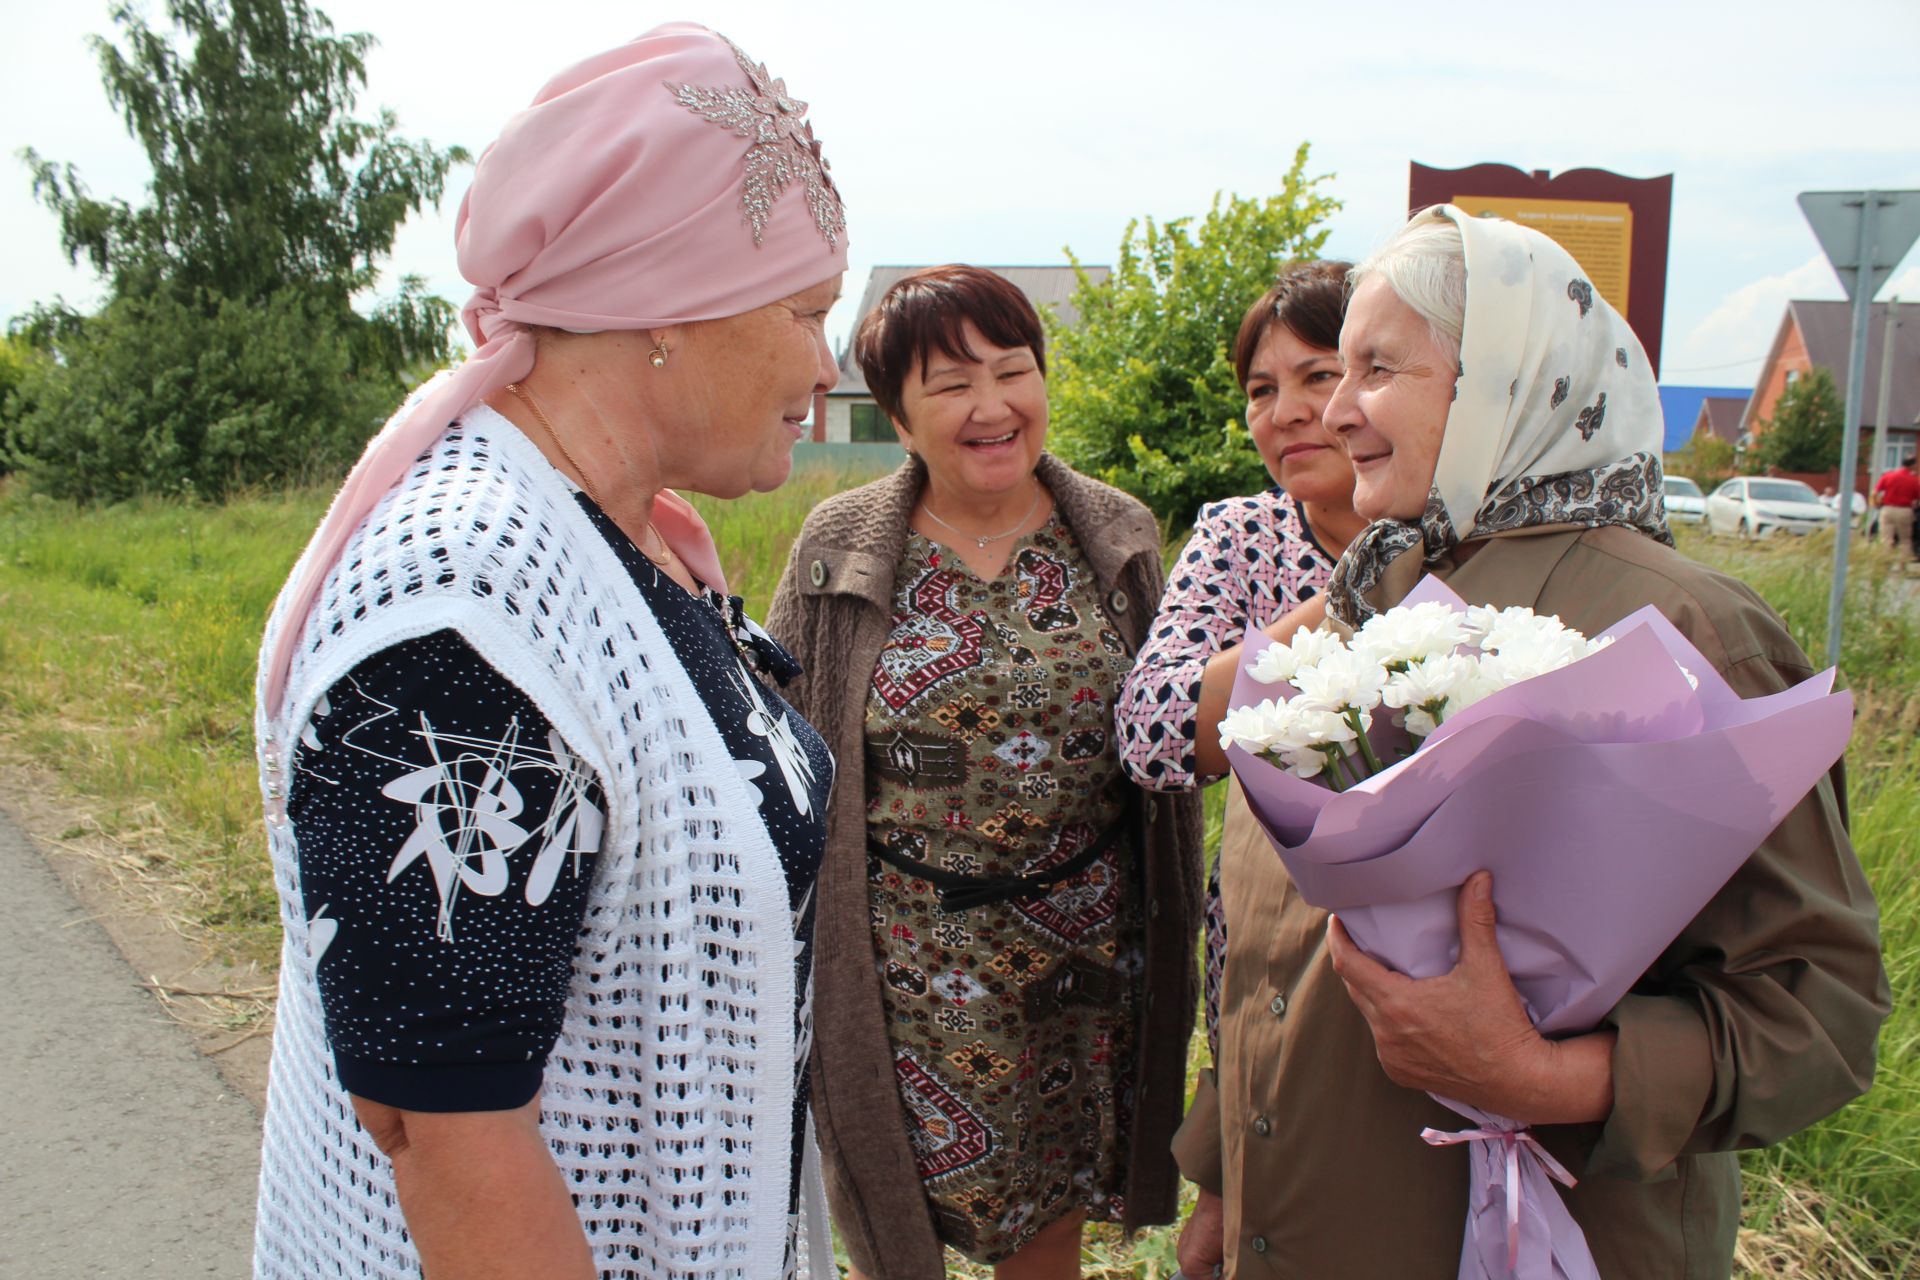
[1045,144,1340,525]
[1672,431,1737,492]
[1749,367,1845,475]
[0,334,49,475]
[11,0,467,501]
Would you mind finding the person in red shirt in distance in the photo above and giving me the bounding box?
[1871,454,1919,556]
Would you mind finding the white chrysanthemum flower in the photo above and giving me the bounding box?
[1291,647,1388,713]
[1466,605,1586,661]
[1218,698,1288,754]
[1492,627,1592,681]
[1441,664,1503,718]
[1248,625,1346,685]
[1276,746,1328,779]
[1293,705,1362,746]
[1381,653,1476,712]
[1404,706,1441,738]
[1354,601,1473,669]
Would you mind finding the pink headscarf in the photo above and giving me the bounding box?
[264,23,849,714]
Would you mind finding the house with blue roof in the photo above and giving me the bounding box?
[1657,385,1749,453]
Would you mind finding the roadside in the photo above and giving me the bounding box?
[0,760,274,1107]
[0,792,263,1277]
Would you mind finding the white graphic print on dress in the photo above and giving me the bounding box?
[306,904,337,965]
[297,670,607,943]
[729,661,818,816]
[377,714,606,940]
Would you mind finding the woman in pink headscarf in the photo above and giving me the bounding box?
[252,25,848,1280]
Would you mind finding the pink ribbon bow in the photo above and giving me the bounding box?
[1421,1122,1579,1272]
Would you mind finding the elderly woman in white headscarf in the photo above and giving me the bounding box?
[1176,206,1887,1280]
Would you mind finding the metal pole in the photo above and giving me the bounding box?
[1825,193,1880,668]
[1869,296,1899,493]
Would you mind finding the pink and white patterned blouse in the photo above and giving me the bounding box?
[1116,488,1338,792]
[1115,487,1339,1060]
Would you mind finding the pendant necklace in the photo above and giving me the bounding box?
[921,485,1044,549]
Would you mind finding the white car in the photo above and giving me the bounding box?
[1662,475,1707,524]
[1820,490,1868,528]
[1704,477,1835,538]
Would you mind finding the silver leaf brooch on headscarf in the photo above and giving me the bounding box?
[667,35,847,248]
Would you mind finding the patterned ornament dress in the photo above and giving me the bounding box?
[863,518,1144,1263]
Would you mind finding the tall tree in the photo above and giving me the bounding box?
[1749,367,1846,475]
[1045,144,1340,525]
[10,0,467,500]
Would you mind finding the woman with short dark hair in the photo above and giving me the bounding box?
[768,265,1203,1280]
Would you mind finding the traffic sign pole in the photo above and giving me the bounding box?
[1826,195,1875,668]
[1797,188,1920,668]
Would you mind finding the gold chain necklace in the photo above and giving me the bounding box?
[921,484,1044,549]
[504,381,675,568]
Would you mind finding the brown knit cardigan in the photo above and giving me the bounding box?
[766,454,1205,1279]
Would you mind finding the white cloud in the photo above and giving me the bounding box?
[6,0,1918,366]
[1664,256,1840,380]
[1664,257,1920,382]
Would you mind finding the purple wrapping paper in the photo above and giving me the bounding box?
[1224,576,1854,1279]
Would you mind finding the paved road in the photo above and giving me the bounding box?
[0,808,261,1277]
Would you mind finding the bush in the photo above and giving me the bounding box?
[1046,145,1340,524]
[9,288,403,502]
[1749,367,1845,475]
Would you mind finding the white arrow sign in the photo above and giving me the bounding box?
[1798,190,1920,301]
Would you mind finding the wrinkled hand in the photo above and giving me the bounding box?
[1175,1188,1225,1279]
[1327,871,1552,1116]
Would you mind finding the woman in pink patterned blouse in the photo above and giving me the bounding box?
[1113,261,1363,1280]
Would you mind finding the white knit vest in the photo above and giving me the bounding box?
[253,405,832,1279]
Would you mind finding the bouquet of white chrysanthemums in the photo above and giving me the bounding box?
[1219,599,1656,787]
[1219,577,1847,1280]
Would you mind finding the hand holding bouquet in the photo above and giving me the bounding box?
[1222,577,1853,1280]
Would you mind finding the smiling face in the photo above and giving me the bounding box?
[660,273,843,496]
[1244,321,1351,507]
[1325,276,1458,522]
[894,319,1048,510]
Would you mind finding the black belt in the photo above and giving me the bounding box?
[869,818,1132,913]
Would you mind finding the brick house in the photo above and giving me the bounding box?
[1743,300,1917,473]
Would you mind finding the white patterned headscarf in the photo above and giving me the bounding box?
[1326,205,1671,624]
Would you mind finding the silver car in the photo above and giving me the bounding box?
[1662,475,1707,524]
[1704,477,1835,538]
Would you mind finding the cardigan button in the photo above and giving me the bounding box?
[1107,588,1129,614]
[809,559,828,588]
[1270,993,1288,1017]
[1250,1235,1269,1254]
[1253,1115,1272,1137]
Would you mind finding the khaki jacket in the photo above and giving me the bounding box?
[767,455,1206,1279]
[1173,524,1888,1279]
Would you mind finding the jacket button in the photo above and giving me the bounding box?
[1253,1115,1272,1137]
[1270,993,1288,1017]
[1250,1235,1269,1254]
[1108,588,1129,613]
[809,559,828,588]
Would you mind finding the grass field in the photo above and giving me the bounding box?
[0,472,1914,1276]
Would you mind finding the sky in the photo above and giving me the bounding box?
[4,0,1918,389]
